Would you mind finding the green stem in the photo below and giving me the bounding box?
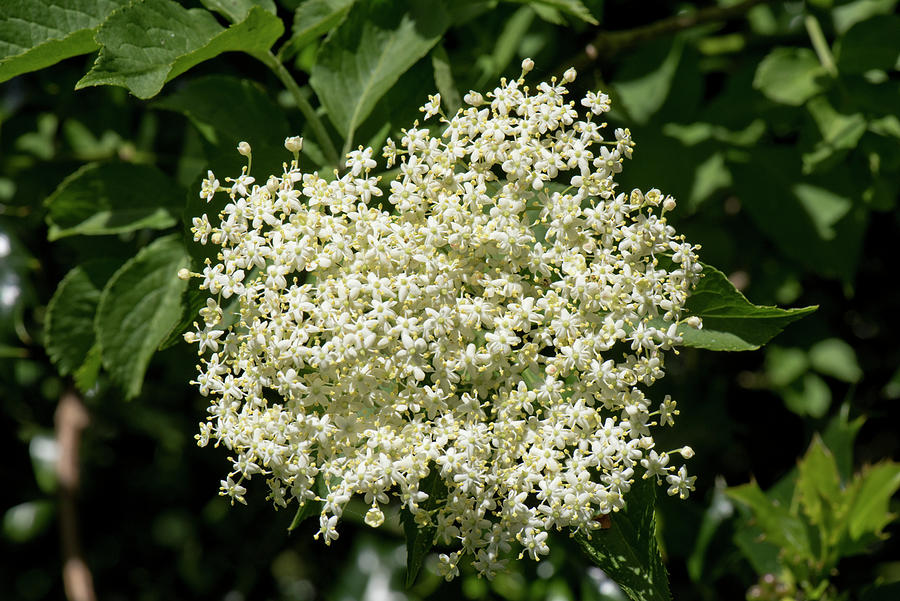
[257,51,340,168]
[804,14,838,77]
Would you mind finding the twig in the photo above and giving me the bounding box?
[257,51,341,168]
[574,0,776,68]
[56,388,96,601]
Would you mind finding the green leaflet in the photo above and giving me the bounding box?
[0,0,126,83]
[575,476,671,601]
[45,260,118,378]
[95,235,189,399]
[310,0,451,142]
[279,0,356,61]
[76,0,283,99]
[754,47,828,106]
[44,162,184,240]
[676,264,817,352]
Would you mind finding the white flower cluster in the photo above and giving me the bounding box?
[187,61,702,579]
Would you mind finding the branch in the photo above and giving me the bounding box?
[258,51,341,168]
[575,0,776,68]
[56,388,96,601]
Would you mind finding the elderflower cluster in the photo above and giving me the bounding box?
[186,61,702,579]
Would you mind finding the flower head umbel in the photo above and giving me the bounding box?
[187,62,703,578]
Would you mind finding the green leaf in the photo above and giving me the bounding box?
[796,436,842,529]
[45,163,184,240]
[2,501,54,543]
[431,43,461,115]
[802,96,867,174]
[511,0,597,24]
[76,1,283,99]
[809,338,862,383]
[782,372,832,418]
[726,481,815,561]
[402,469,447,588]
[310,0,451,141]
[678,264,817,352]
[74,343,103,392]
[754,47,828,106]
[765,346,809,387]
[847,462,900,540]
[821,405,865,482]
[729,147,868,282]
[575,476,671,601]
[95,235,188,399]
[613,38,684,124]
[157,285,207,351]
[0,0,126,84]
[198,0,276,23]
[474,5,534,88]
[279,0,356,61]
[154,75,290,149]
[836,15,900,74]
[45,261,118,377]
[833,0,899,35]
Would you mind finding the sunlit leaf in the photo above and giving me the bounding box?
[279,0,356,61]
[809,338,862,383]
[754,47,828,106]
[0,0,126,83]
[576,476,671,601]
[96,235,188,399]
[310,0,450,141]
[76,0,283,99]
[677,264,817,352]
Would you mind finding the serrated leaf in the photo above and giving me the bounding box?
[754,47,828,106]
[96,235,188,399]
[198,0,276,23]
[575,476,671,601]
[45,260,119,377]
[0,0,126,84]
[154,75,290,149]
[45,163,183,240]
[677,264,817,352]
[809,338,862,383]
[76,0,283,99]
[796,436,841,529]
[73,343,103,392]
[279,0,356,61]
[158,285,207,350]
[726,481,815,561]
[402,470,447,588]
[836,15,900,74]
[310,0,451,141]
[847,462,900,540]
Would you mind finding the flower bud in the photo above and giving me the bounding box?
[237,141,252,156]
[663,197,677,212]
[563,67,577,82]
[521,58,535,75]
[177,268,191,280]
[284,136,303,153]
[680,446,695,459]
